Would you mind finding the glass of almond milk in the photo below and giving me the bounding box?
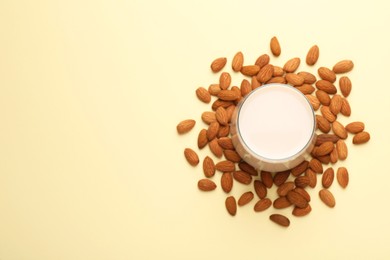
[231,83,316,172]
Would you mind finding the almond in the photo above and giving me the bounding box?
[345,121,365,134]
[330,147,338,164]
[295,84,315,95]
[315,134,340,146]
[177,119,196,134]
[336,139,348,160]
[315,80,337,94]
[206,121,219,140]
[239,79,251,97]
[215,160,235,172]
[217,125,230,138]
[254,198,272,212]
[261,171,273,188]
[210,57,227,72]
[184,148,199,166]
[215,107,228,126]
[273,196,292,209]
[255,54,270,68]
[198,179,217,191]
[322,167,334,188]
[225,105,235,123]
[208,84,221,96]
[305,95,320,110]
[201,111,216,124]
[217,137,234,150]
[330,94,343,115]
[316,90,331,106]
[273,171,290,186]
[285,73,305,86]
[287,190,308,208]
[273,66,284,76]
[277,181,295,196]
[225,196,237,216]
[294,187,311,202]
[283,57,301,73]
[269,214,290,227]
[223,150,241,163]
[233,171,252,185]
[219,72,231,90]
[295,176,310,188]
[316,115,331,133]
[298,71,317,84]
[321,106,337,122]
[238,191,254,206]
[316,141,334,156]
[291,160,309,177]
[304,169,317,187]
[212,99,233,111]
[197,129,208,149]
[217,90,240,101]
[238,161,258,176]
[332,121,348,139]
[267,76,286,84]
[316,155,331,164]
[270,36,281,57]
[254,180,267,199]
[251,76,261,90]
[340,98,351,116]
[306,45,319,65]
[257,64,274,83]
[292,204,312,217]
[196,87,211,103]
[353,131,370,144]
[232,51,244,72]
[318,67,336,83]
[230,86,241,102]
[241,65,261,76]
[339,76,352,97]
[333,60,354,74]
[319,189,336,208]
[208,138,223,158]
[309,158,323,173]
[203,156,215,177]
[337,167,349,188]
[221,172,233,193]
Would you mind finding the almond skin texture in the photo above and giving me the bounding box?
[201,111,216,124]
[306,95,320,110]
[295,175,311,188]
[218,137,234,150]
[221,172,233,193]
[332,121,348,139]
[285,73,305,86]
[254,198,272,212]
[254,180,267,199]
[198,179,217,191]
[345,122,365,134]
[208,84,221,96]
[292,204,312,217]
[177,119,196,134]
[291,160,309,177]
[315,134,340,146]
[321,106,337,123]
[333,60,354,74]
[215,107,228,126]
[270,36,281,56]
[217,125,230,138]
[273,171,290,186]
[261,171,273,188]
[223,150,241,163]
[203,156,215,177]
[330,147,338,164]
[257,64,274,83]
[251,76,261,89]
[306,45,319,65]
[299,71,317,84]
[215,161,235,172]
[318,67,336,83]
[316,141,334,157]
[210,57,227,72]
[219,72,231,90]
[270,214,290,227]
[316,115,331,133]
[337,167,349,188]
[316,80,337,94]
[309,158,323,173]
[283,57,301,73]
[322,167,335,188]
[273,196,292,209]
[196,87,211,103]
[217,90,240,101]
[353,131,370,144]
[208,138,223,158]
[277,181,295,196]
[212,99,233,111]
[238,191,254,206]
[294,187,311,202]
[206,121,219,141]
[240,79,252,97]
[255,54,270,68]
[232,52,244,72]
[184,148,199,166]
[339,76,352,97]
[238,162,258,176]
[287,190,308,208]
[316,90,331,106]
[319,189,336,208]
[336,140,348,160]
[296,84,315,95]
[197,129,208,149]
[330,94,343,115]
[241,65,260,76]
[340,98,351,116]
[233,171,252,185]
[225,196,237,216]
[272,66,284,77]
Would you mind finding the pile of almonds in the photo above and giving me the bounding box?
[177,36,370,227]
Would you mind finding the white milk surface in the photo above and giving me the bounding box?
[237,84,315,160]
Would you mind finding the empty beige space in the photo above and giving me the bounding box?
[0,0,389,259]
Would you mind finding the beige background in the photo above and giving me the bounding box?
[0,0,389,259]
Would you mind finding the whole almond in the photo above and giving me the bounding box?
[255,54,270,68]
[201,111,216,124]
[345,121,365,134]
[267,76,286,84]
[212,99,233,111]
[208,138,223,158]
[240,79,252,97]
[353,131,370,144]
[337,167,349,188]
[294,187,311,202]
[215,160,235,172]
[305,169,317,188]
[234,171,252,185]
[223,150,241,163]
[336,139,348,160]
[316,90,331,106]
[238,191,254,206]
[251,76,261,89]
[196,87,211,103]
[261,171,273,188]
[270,214,290,227]
[254,180,267,199]
[206,121,219,140]
[254,198,272,212]
[221,172,233,193]
[330,147,338,164]
[316,115,331,133]
[316,80,337,94]
[322,167,334,188]
[340,98,351,116]
[208,84,221,96]
[273,196,292,209]
[210,57,227,72]
[197,129,208,149]
[217,90,240,101]
[218,137,234,150]
[283,57,301,73]
[295,176,310,188]
[215,107,228,126]
[225,196,237,216]
[316,155,331,164]
[257,64,274,83]
[241,65,260,76]
[184,148,199,166]
[318,67,336,83]
[309,158,323,173]
[198,179,217,191]
[316,141,334,157]
[287,190,308,208]
[321,106,337,122]
[273,66,284,76]
[298,71,317,84]
[232,51,244,72]
[315,134,340,146]
[339,76,352,97]
[305,95,320,110]
[292,204,312,217]
[319,189,336,208]
[306,45,319,65]
[177,119,196,134]
[333,60,354,74]
[238,162,258,176]
[273,171,290,186]
[277,181,295,196]
[291,160,309,177]
[285,73,305,86]
[217,125,230,138]
[332,121,348,139]
[219,72,231,90]
[202,156,215,178]
[270,36,281,57]
[225,105,235,123]
[295,84,315,95]
[330,94,343,115]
